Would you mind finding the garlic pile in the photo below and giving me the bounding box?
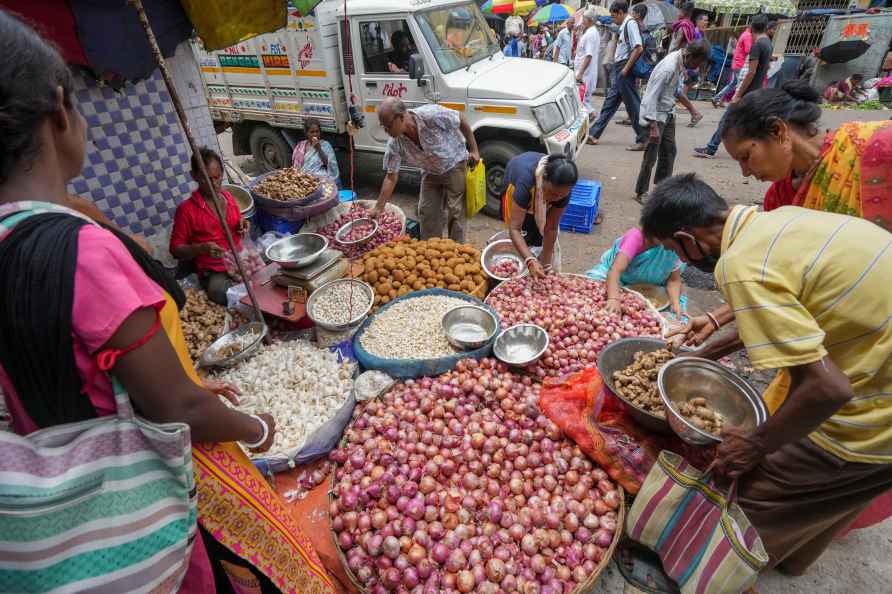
[213,339,355,455]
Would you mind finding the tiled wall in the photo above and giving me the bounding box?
[68,41,220,240]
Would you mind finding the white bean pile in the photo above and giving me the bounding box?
[359,295,467,360]
[213,339,354,455]
[311,283,371,325]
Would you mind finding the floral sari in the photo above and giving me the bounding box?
[794,120,892,232]
[161,296,335,594]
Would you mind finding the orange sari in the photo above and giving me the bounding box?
[158,296,334,594]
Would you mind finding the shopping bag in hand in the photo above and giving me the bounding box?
[466,160,486,217]
[626,451,768,594]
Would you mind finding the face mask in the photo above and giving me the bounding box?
[677,234,719,274]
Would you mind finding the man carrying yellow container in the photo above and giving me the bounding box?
[371,98,480,242]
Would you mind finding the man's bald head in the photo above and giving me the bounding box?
[378,98,408,138]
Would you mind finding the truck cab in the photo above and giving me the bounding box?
[195,0,586,215]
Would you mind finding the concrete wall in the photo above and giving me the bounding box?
[813,12,892,91]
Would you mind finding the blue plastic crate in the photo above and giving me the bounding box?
[559,179,600,234]
[339,190,356,203]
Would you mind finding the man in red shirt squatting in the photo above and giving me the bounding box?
[170,147,248,305]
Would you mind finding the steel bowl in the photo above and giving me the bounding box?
[306,279,374,332]
[335,217,379,247]
[481,239,528,282]
[493,324,549,367]
[224,184,254,218]
[597,337,675,436]
[266,233,328,269]
[199,322,267,369]
[442,305,499,350]
[658,357,768,446]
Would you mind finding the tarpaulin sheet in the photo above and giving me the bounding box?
[1,0,89,66]
[180,0,287,52]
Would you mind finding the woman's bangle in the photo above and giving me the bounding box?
[242,415,269,449]
[524,256,538,268]
[705,311,721,331]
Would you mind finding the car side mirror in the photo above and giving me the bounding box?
[409,53,425,80]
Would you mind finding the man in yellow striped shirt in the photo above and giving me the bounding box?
[640,173,892,576]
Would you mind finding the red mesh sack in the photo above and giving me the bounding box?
[539,367,653,494]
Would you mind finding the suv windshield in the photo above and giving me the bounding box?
[416,3,499,74]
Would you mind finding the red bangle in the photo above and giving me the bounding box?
[705,311,721,331]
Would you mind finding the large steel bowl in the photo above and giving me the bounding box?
[658,357,768,446]
[597,337,674,435]
[199,322,267,368]
[307,279,375,332]
[494,324,549,367]
[442,305,498,350]
[481,239,527,282]
[335,217,379,247]
[266,233,328,269]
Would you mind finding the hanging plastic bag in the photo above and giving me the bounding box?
[223,235,265,281]
[466,160,487,217]
[539,367,652,494]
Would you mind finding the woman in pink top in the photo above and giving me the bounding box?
[0,12,335,594]
[713,26,752,107]
[585,226,686,318]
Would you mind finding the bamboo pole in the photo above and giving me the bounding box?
[128,0,266,326]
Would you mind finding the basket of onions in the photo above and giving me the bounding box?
[328,358,624,594]
[485,274,667,380]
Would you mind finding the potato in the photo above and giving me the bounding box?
[445,273,460,285]
[367,270,379,284]
[448,283,461,291]
[393,269,405,282]
[454,264,466,277]
[388,289,397,298]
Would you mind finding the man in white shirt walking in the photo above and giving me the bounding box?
[588,0,647,150]
[635,39,710,202]
[574,9,601,116]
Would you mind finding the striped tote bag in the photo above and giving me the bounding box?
[0,380,196,594]
[626,451,769,594]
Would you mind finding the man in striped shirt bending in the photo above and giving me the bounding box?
[640,173,892,576]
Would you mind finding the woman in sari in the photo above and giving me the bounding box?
[292,117,340,185]
[721,79,892,230]
[0,12,334,594]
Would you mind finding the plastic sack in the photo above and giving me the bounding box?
[539,366,652,494]
[256,231,286,252]
[352,289,499,379]
[254,390,357,474]
[466,160,487,217]
[224,236,265,281]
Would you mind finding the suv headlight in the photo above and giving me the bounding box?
[532,102,563,135]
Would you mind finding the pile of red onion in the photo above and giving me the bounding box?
[330,358,621,594]
[487,275,663,378]
[319,205,404,258]
[490,259,522,280]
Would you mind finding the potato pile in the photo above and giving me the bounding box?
[180,288,226,360]
[678,397,726,435]
[254,169,320,201]
[359,238,484,307]
[612,348,675,417]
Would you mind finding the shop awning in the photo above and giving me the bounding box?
[693,0,798,17]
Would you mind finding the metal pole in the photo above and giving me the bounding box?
[128,0,265,326]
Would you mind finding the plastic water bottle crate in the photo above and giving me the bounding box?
[559,180,601,234]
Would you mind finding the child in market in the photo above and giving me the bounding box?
[585,225,686,319]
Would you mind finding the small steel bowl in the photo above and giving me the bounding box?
[442,305,498,350]
[199,322,267,369]
[224,184,254,218]
[306,279,374,332]
[481,239,527,281]
[493,323,549,366]
[658,357,768,446]
[266,233,328,269]
[335,217,379,246]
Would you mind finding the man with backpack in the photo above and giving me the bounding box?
[587,1,648,151]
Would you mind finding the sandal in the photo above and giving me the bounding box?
[614,540,680,594]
